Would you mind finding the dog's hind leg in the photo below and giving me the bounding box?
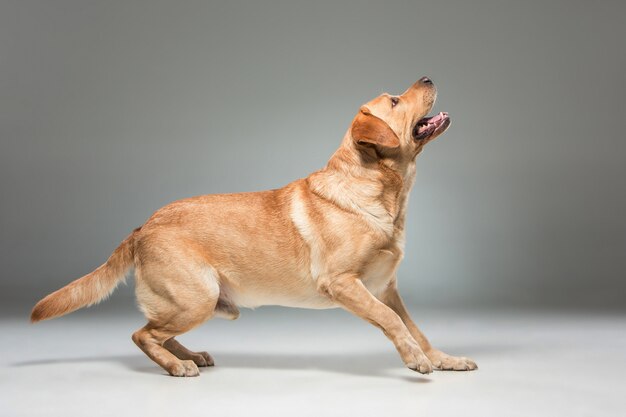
[161,291,240,368]
[132,324,204,377]
[163,338,214,367]
[132,253,221,377]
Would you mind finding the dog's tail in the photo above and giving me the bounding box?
[30,229,137,323]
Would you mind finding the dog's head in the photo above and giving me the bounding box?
[350,77,450,159]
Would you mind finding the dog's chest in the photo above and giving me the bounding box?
[361,244,403,298]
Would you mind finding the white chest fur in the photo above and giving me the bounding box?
[360,246,403,299]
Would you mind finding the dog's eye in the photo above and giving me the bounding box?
[390,97,399,108]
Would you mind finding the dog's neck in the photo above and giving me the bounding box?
[306,133,417,237]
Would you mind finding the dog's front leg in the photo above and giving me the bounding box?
[381,281,478,371]
[317,274,433,374]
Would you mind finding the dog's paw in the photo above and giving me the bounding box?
[399,339,433,374]
[169,360,201,377]
[194,351,214,367]
[405,351,433,374]
[427,349,477,371]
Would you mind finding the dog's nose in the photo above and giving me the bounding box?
[419,76,433,85]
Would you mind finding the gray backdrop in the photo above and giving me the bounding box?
[1,0,625,314]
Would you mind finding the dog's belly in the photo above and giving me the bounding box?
[228,285,339,310]
[227,251,400,309]
[223,268,339,310]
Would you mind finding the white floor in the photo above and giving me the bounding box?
[2,306,625,417]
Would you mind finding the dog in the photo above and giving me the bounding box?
[31,77,477,377]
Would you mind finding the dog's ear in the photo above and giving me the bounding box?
[351,107,400,149]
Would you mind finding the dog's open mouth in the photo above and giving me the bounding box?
[412,112,450,140]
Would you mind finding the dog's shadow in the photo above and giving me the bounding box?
[13,351,432,382]
[14,342,508,382]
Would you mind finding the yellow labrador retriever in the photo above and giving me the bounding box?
[31,77,477,377]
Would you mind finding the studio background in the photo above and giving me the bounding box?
[2,2,626,417]
[2,0,624,314]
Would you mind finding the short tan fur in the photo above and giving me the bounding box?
[31,78,477,377]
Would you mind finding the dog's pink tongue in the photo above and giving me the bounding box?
[428,112,447,124]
